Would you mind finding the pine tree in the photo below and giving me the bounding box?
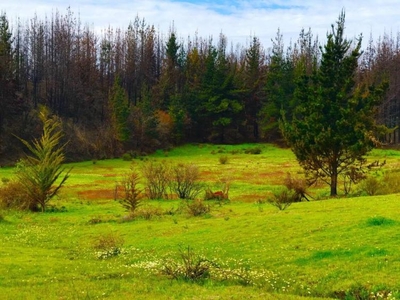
[280,11,387,196]
[16,106,71,211]
[109,77,130,143]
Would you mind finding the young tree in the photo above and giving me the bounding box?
[263,30,295,141]
[109,76,130,143]
[280,11,387,196]
[16,106,71,211]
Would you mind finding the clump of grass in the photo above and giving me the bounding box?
[160,249,295,291]
[365,216,396,227]
[88,216,103,224]
[161,246,214,281]
[93,232,124,259]
[219,155,229,165]
[244,147,262,154]
[1,177,10,184]
[135,204,164,220]
[186,199,211,216]
[121,152,133,161]
[267,188,294,210]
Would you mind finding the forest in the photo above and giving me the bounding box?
[0,8,399,164]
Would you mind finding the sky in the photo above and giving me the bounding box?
[1,0,400,49]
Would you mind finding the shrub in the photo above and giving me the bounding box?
[186,199,211,216]
[267,188,294,210]
[141,160,170,199]
[134,204,164,220]
[15,106,71,212]
[0,180,32,210]
[161,246,213,281]
[380,171,400,194]
[169,163,202,200]
[284,173,310,201]
[121,152,132,161]
[93,232,124,259]
[219,155,229,165]
[244,147,262,155]
[204,179,230,204]
[359,175,382,196]
[115,168,144,212]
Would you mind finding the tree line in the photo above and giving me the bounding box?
[0,8,399,164]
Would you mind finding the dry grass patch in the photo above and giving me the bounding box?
[78,189,116,200]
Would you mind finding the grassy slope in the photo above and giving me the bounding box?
[0,144,400,299]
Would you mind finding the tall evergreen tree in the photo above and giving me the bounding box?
[198,38,242,143]
[280,11,387,196]
[242,36,266,140]
[263,30,295,141]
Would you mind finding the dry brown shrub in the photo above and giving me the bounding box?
[284,173,310,202]
[0,180,32,210]
[170,163,202,200]
[142,160,171,199]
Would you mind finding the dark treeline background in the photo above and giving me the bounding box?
[0,9,399,163]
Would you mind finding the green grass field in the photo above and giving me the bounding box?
[1,144,400,299]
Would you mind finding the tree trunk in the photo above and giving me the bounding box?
[330,171,338,196]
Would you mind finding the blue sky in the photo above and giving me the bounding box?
[2,0,399,49]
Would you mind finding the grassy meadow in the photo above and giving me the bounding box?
[1,143,400,299]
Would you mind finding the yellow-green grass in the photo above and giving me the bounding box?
[1,144,400,299]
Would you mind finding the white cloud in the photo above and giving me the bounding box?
[2,0,400,49]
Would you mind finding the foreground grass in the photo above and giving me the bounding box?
[1,143,400,299]
[1,196,399,299]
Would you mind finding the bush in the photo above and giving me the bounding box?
[169,163,202,200]
[142,160,170,199]
[0,180,32,210]
[15,107,71,212]
[161,246,213,281]
[244,147,262,155]
[284,173,310,201]
[115,168,144,212]
[93,232,124,259]
[267,188,294,210]
[134,204,164,220]
[204,179,230,204]
[380,171,400,194]
[186,199,211,216]
[219,156,229,165]
[359,175,382,196]
[121,152,132,161]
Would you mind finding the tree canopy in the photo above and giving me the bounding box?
[0,8,397,170]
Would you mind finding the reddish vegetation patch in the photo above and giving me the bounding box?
[78,189,115,200]
[245,171,286,185]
